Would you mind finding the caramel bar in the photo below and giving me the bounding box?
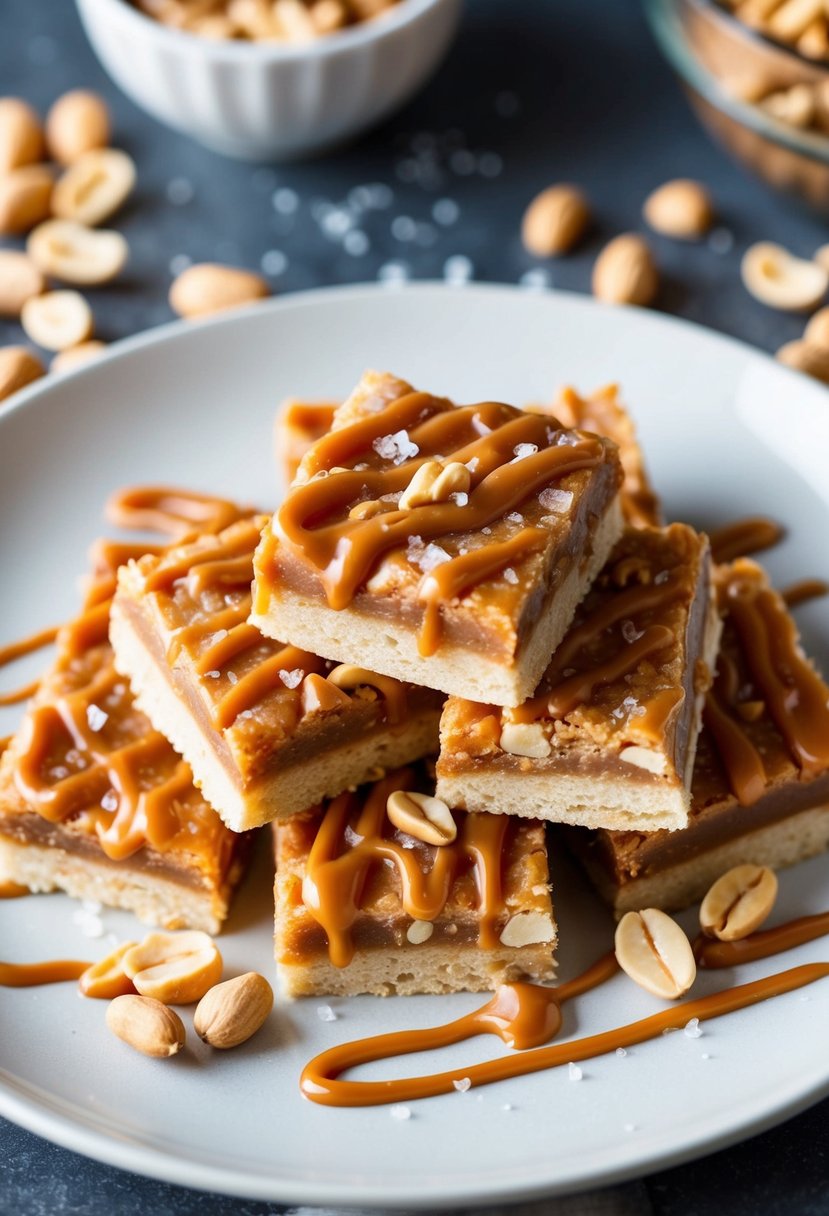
[437,524,720,832]
[110,515,443,833]
[275,398,336,487]
[0,543,249,935]
[566,559,829,915]
[274,765,556,997]
[253,370,624,707]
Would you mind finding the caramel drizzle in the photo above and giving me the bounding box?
[301,911,829,1107]
[0,881,28,898]
[512,573,681,729]
[302,768,509,969]
[709,517,785,564]
[0,959,91,987]
[725,571,829,777]
[703,653,767,806]
[276,392,607,611]
[0,625,60,707]
[4,487,251,860]
[145,517,400,730]
[782,578,829,609]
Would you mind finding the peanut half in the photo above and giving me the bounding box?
[27,219,128,286]
[804,305,829,347]
[0,250,45,318]
[521,184,591,257]
[78,941,137,1000]
[169,262,270,319]
[0,165,54,236]
[499,720,551,759]
[0,346,45,402]
[52,340,107,373]
[386,789,457,846]
[699,865,778,942]
[46,90,110,165]
[741,242,828,312]
[52,148,137,227]
[0,97,44,172]
[194,971,274,1049]
[615,908,696,999]
[399,460,470,509]
[592,234,659,307]
[21,290,94,352]
[642,179,714,240]
[499,910,554,948]
[123,930,223,1004]
[106,994,186,1058]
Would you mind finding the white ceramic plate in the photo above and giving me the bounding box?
[1,284,828,1208]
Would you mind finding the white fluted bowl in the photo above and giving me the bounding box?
[75,0,461,161]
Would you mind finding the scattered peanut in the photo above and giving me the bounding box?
[499,911,554,948]
[803,305,829,346]
[0,250,44,318]
[106,993,186,1058]
[406,920,435,945]
[499,720,551,759]
[46,90,110,165]
[194,971,273,1049]
[52,148,137,227]
[592,234,659,307]
[0,97,44,171]
[741,242,828,312]
[700,865,778,941]
[78,941,137,1000]
[0,164,54,236]
[0,345,45,402]
[27,219,128,285]
[642,179,714,239]
[776,338,829,383]
[169,263,270,319]
[52,340,107,373]
[615,907,696,999]
[618,745,668,775]
[386,789,457,846]
[521,184,591,257]
[21,290,94,352]
[123,930,223,1004]
[399,460,470,509]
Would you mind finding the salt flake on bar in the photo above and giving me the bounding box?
[101,790,118,813]
[503,568,519,585]
[453,1077,472,1092]
[373,430,419,464]
[512,443,538,461]
[279,668,304,689]
[622,620,645,644]
[538,487,573,513]
[86,705,108,733]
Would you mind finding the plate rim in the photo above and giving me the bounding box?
[1,279,828,1206]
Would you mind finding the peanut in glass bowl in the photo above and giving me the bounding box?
[643,0,829,211]
[74,0,461,161]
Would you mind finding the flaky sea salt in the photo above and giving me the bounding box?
[501,1102,514,1112]
[205,670,221,679]
[512,443,538,461]
[453,1077,472,1093]
[684,1018,703,1039]
[279,668,304,689]
[568,1062,583,1081]
[317,1005,338,1022]
[624,1123,637,1133]
[373,429,419,464]
[506,512,524,524]
[86,705,108,733]
[390,1104,411,1120]
[465,456,479,473]
[73,901,104,938]
[538,487,573,513]
[449,491,469,507]
[503,568,519,585]
[101,790,118,813]
[227,671,238,685]
[622,619,645,644]
[616,1047,627,1058]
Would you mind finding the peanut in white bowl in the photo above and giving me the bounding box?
[74,0,461,161]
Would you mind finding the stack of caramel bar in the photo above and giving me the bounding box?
[2,371,828,999]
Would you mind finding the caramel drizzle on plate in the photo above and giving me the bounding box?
[781,578,829,609]
[300,911,829,1107]
[0,625,60,707]
[302,768,510,969]
[140,516,406,730]
[2,487,250,862]
[703,562,829,803]
[0,880,28,899]
[0,959,91,987]
[709,517,785,565]
[274,392,609,621]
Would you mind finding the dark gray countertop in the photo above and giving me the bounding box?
[2,0,828,1212]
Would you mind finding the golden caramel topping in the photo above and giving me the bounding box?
[273,389,613,620]
[300,767,515,969]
